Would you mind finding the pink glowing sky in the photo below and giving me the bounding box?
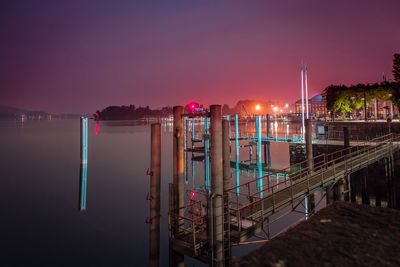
[1,0,400,113]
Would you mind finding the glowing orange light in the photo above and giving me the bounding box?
[273,106,278,112]
[255,104,261,111]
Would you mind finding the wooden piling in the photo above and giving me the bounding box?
[171,106,185,267]
[149,123,161,267]
[222,119,231,191]
[209,105,224,267]
[305,119,313,171]
[173,106,185,215]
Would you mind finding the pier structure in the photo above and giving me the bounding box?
[167,108,400,266]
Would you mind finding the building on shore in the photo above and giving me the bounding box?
[295,94,327,118]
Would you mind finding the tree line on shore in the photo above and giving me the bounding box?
[324,53,400,116]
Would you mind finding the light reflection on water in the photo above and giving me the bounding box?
[0,118,316,266]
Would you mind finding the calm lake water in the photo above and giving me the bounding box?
[0,118,311,266]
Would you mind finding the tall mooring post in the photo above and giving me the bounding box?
[171,106,184,267]
[234,114,240,195]
[256,115,263,195]
[79,117,88,211]
[209,105,224,267]
[304,119,314,218]
[305,118,313,171]
[149,123,161,267]
[204,116,211,189]
[222,119,231,191]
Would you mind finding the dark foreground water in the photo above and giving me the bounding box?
[0,119,308,266]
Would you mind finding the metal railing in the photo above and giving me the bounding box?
[227,133,400,235]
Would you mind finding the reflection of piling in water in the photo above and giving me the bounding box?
[209,105,224,267]
[171,106,185,267]
[149,123,161,267]
[79,117,88,211]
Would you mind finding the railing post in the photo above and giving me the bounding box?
[272,187,275,212]
[290,178,294,207]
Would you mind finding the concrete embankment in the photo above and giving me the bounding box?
[234,202,400,267]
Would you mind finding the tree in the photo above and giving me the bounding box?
[393,53,400,82]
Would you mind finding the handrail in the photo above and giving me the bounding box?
[231,133,399,213]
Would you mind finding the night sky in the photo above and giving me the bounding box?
[1,0,400,113]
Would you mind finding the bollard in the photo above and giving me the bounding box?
[149,123,161,267]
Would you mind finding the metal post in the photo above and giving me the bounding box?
[204,115,211,189]
[301,65,305,139]
[209,105,224,267]
[184,117,188,184]
[149,123,161,267]
[235,114,240,195]
[223,120,231,192]
[305,119,313,171]
[305,193,315,220]
[305,65,309,119]
[256,115,263,195]
[79,117,88,211]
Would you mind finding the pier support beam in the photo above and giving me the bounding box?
[362,168,370,205]
[326,186,335,205]
[305,119,313,171]
[338,179,345,201]
[149,123,161,267]
[305,193,315,219]
[343,127,350,148]
[209,105,224,267]
[171,106,185,267]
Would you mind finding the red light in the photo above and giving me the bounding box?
[191,191,196,199]
[95,122,99,136]
[191,104,195,109]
